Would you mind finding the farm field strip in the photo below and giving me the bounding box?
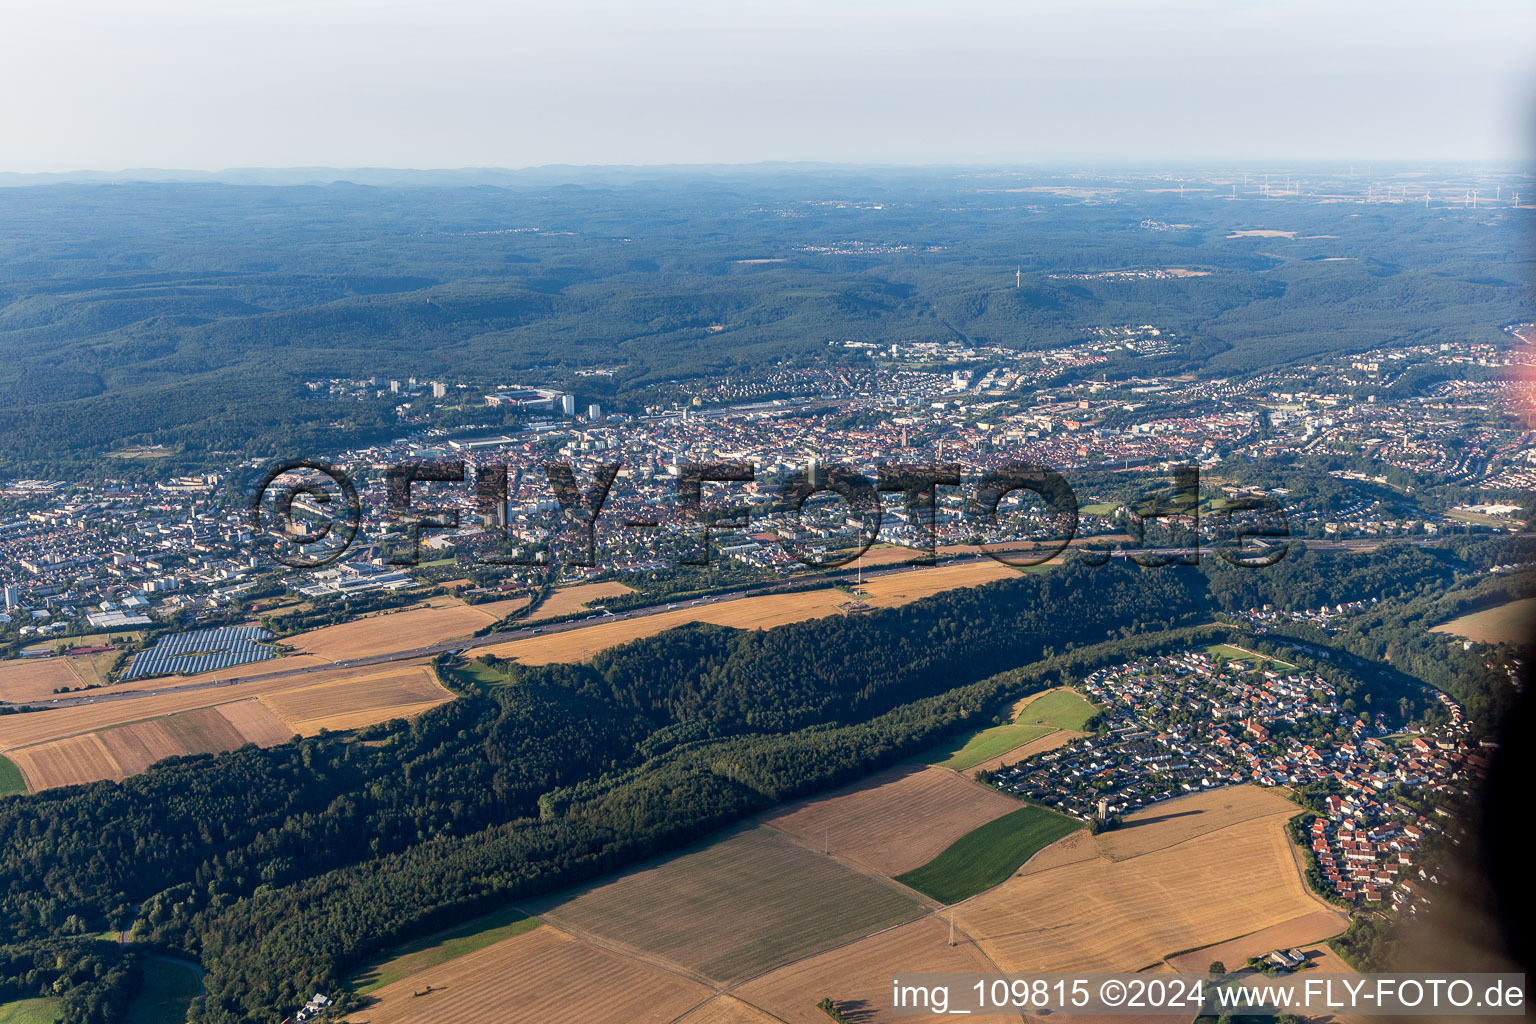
[525,825,928,985]
[1431,596,1536,644]
[894,804,1084,905]
[731,916,1019,1024]
[763,765,1022,877]
[7,698,302,789]
[676,995,783,1024]
[343,923,711,1024]
[0,657,93,703]
[288,597,524,661]
[0,660,441,751]
[482,560,1023,665]
[0,663,448,789]
[257,664,452,734]
[1162,908,1350,973]
[528,581,635,621]
[954,787,1323,973]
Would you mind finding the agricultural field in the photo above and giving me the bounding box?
[529,581,635,621]
[953,785,1326,972]
[1431,596,1536,645]
[677,996,781,1024]
[350,906,539,995]
[0,655,100,702]
[0,662,449,790]
[482,561,1022,665]
[0,754,24,795]
[5,699,295,790]
[763,765,1021,876]
[526,825,927,985]
[1094,785,1299,860]
[287,597,526,661]
[0,998,61,1024]
[970,728,1082,777]
[894,804,1083,904]
[345,924,711,1024]
[922,686,1097,771]
[1163,908,1349,973]
[256,663,451,735]
[732,916,1018,1024]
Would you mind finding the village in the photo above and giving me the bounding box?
[987,648,1487,914]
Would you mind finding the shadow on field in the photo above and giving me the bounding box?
[1119,809,1202,829]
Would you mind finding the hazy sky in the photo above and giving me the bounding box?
[4,0,1534,171]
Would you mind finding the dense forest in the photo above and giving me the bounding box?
[0,170,1528,474]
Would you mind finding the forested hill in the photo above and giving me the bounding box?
[0,170,1528,472]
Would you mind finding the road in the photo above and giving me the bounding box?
[6,536,1414,713]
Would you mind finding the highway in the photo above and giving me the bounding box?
[4,536,1411,714]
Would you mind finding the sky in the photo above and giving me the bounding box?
[3,0,1535,171]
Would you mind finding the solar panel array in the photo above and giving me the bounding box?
[122,625,278,680]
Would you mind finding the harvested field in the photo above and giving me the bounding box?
[528,825,927,985]
[677,995,781,1024]
[8,699,299,789]
[972,728,1083,776]
[346,924,710,1024]
[1431,597,1536,645]
[531,581,634,620]
[0,658,87,703]
[483,561,1022,665]
[288,598,512,661]
[258,664,452,735]
[0,660,445,751]
[0,662,449,789]
[733,916,1016,1024]
[214,699,295,746]
[1095,785,1299,860]
[1163,908,1349,972]
[763,765,1020,876]
[350,906,539,995]
[954,786,1324,973]
[7,734,121,790]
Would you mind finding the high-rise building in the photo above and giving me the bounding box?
[3,585,18,610]
[389,379,400,393]
[561,394,577,416]
[587,403,602,420]
[432,381,447,399]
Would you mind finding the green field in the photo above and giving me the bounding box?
[348,905,539,995]
[922,687,1098,771]
[1079,502,1119,515]
[0,999,61,1024]
[125,957,202,1024]
[0,755,26,796]
[895,804,1083,904]
[1206,643,1295,671]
